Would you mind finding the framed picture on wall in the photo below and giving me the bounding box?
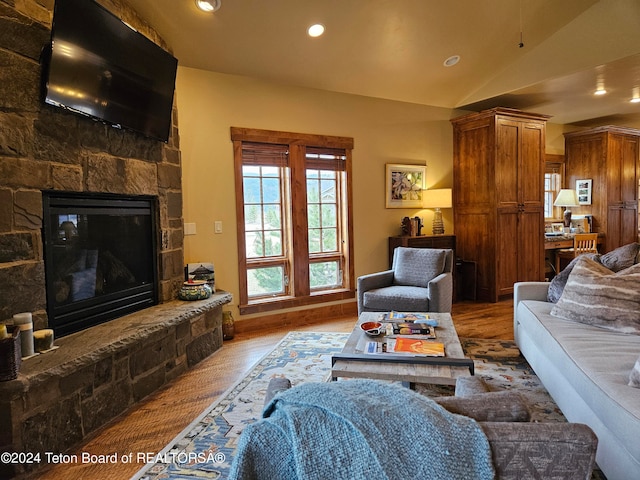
[385,163,426,208]
[576,179,592,205]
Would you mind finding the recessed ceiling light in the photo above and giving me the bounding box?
[196,0,221,13]
[594,88,607,96]
[308,24,325,37]
[443,55,461,67]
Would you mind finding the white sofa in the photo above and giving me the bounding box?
[514,282,640,480]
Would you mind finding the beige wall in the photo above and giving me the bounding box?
[176,67,460,320]
[176,66,570,321]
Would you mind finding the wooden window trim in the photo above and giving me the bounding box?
[232,127,355,315]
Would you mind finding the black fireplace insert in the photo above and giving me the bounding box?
[43,192,159,337]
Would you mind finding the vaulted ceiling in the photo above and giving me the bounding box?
[125,0,640,127]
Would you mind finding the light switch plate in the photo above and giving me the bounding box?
[214,221,222,234]
[184,222,197,235]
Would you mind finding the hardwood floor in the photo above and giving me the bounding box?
[33,300,513,480]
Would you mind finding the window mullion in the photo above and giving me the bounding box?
[289,144,310,297]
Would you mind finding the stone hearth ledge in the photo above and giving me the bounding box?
[0,291,232,478]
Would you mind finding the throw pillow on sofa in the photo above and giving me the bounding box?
[547,253,600,303]
[599,242,640,272]
[630,356,640,388]
[551,257,640,334]
[547,242,640,303]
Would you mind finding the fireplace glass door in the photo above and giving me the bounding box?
[43,193,158,336]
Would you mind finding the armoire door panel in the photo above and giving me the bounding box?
[496,120,519,205]
[520,124,545,205]
[497,212,518,295]
[455,213,492,299]
[455,124,493,206]
[518,210,545,282]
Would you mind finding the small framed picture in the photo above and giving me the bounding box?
[551,223,564,234]
[185,262,215,291]
[576,179,592,205]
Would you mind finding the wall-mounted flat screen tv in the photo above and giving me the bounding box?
[43,0,178,142]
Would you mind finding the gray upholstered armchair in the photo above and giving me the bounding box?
[357,247,453,315]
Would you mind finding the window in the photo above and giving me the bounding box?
[544,159,565,220]
[231,128,355,314]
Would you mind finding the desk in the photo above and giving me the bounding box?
[544,234,605,276]
[544,234,605,250]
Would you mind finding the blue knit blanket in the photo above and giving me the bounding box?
[229,379,494,480]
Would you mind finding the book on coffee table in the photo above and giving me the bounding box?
[389,323,436,337]
[387,337,445,356]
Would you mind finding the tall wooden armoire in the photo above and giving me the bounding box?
[564,126,639,253]
[452,108,549,302]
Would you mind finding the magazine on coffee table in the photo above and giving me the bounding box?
[361,337,445,357]
[387,337,445,356]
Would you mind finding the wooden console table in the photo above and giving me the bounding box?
[388,235,456,268]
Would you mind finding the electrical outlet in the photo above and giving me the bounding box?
[214,221,222,234]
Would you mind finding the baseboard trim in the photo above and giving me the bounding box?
[234,301,357,333]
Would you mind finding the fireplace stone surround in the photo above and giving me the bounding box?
[0,2,234,477]
[0,292,231,478]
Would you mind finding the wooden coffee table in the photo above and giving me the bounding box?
[331,312,474,388]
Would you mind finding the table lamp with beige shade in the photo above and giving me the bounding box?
[553,189,580,228]
[423,188,452,235]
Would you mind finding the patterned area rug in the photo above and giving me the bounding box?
[132,332,569,480]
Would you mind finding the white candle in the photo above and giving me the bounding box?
[13,312,34,357]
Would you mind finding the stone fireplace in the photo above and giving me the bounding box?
[0,2,231,477]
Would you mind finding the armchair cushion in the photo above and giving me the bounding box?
[393,247,446,287]
[363,285,429,312]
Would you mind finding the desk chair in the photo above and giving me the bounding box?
[555,233,598,273]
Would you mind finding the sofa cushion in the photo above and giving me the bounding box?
[630,356,640,388]
[393,248,446,288]
[547,253,600,303]
[551,257,640,334]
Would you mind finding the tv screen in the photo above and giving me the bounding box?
[43,0,178,142]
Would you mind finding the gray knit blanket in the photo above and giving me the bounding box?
[229,379,494,480]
